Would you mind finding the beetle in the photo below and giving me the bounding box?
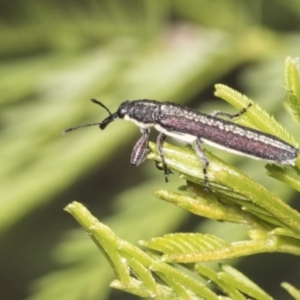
[63,98,299,189]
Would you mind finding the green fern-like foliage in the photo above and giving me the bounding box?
[65,58,300,299]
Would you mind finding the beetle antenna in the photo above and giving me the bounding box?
[62,122,103,134]
[91,98,112,116]
[62,99,115,134]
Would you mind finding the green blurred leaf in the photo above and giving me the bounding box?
[285,56,300,125]
[281,282,300,300]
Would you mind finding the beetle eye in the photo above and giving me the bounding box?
[117,107,127,118]
[117,101,131,118]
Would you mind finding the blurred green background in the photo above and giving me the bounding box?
[1,1,300,299]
